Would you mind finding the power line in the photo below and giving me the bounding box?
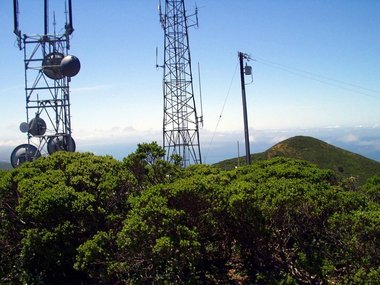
[204,62,239,163]
[254,56,380,99]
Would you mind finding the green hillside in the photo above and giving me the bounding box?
[215,135,380,184]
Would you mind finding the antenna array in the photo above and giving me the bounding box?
[11,0,80,168]
[159,0,202,167]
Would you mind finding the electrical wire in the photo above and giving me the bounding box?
[254,56,380,99]
[203,62,239,163]
[203,55,379,163]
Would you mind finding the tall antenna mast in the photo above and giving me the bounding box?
[159,0,202,167]
[10,0,80,168]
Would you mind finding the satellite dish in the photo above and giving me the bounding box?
[19,122,29,133]
[60,55,80,77]
[28,117,47,136]
[47,136,76,154]
[42,52,64,79]
[10,144,40,168]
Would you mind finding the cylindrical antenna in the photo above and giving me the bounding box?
[195,4,199,28]
[53,12,57,36]
[13,0,20,36]
[44,0,49,35]
[155,47,164,69]
[13,0,21,49]
[156,47,159,68]
[65,0,74,35]
[68,0,74,32]
[197,62,204,127]
[64,1,68,26]
[159,0,165,28]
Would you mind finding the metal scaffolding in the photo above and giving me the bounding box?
[159,0,202,167]
[11,0,79,168]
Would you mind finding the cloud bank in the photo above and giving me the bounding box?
[1,126,379,164]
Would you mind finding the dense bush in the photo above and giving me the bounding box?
[1,145,379,284]
[1,151,134,284]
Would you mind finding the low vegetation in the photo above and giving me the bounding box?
[1,141,380,284]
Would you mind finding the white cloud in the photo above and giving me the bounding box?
[1,126,379,163]
[323,125,342,129]
[357,139,380,151]
[339,133,359,143]
[0,138,25,147]
[73,125,161,146]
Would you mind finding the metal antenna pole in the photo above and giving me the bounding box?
[239,51,251,165]
[10,0,80,168]
[160,0,202,167]
[44,0,49,36]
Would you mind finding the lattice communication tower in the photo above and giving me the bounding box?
[11,0,80,168]
[159,0,202,167]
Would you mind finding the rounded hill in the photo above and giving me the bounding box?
[215,136,380,184]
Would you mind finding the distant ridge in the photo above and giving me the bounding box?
[215,136,380,184]
[0,161,12,171]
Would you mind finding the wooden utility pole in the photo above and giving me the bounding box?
[238,52,251,165]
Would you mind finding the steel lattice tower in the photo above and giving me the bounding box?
[159,0,202,167]
[11,0,80,168]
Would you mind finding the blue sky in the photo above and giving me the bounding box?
[1,0,380,163]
